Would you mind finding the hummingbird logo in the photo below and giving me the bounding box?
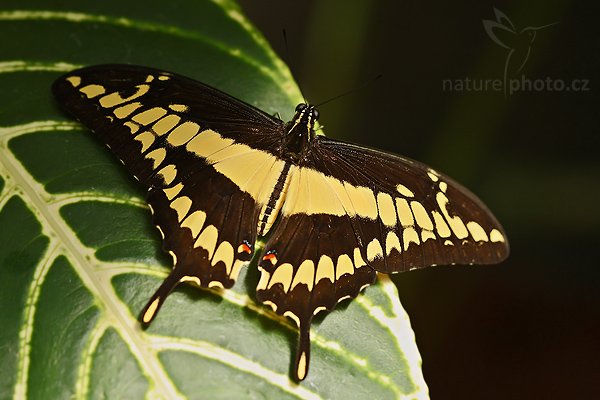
[483,8,558,95]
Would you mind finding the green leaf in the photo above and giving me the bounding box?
[0,1,428,399]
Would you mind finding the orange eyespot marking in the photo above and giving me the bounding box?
[238,242,252,254]
[262,252,278,265]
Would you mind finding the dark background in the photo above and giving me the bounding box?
[239,1,599,399]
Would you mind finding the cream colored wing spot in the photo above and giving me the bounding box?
[142,297,161,323]
[155,225,165,239]
[377,192,397,227]
[436,192,469,239]
[466,221,489,242]
[186,130,286,206]
[99,84,150,108]
[180,276,201,286]
[367,238,384,262]
[359,283,371,291]
[353,247,367,268]
[285,168,379,218]
[208,281,225,289]
[79,84,105,98]
[432,210,451,238]
[337,295,352,304]
[194,225,219,259]
[169,250,177,265]
[444,240,454,246]
[124,121,139,134]
[146,148,166,169]
[439,181,448,193]
[403,227,420,251]
[315,255,335,283]
[132,107,168,125]
[153,114,181,136]
[324,177,355,214]
[291,260,315,290]
[396,184,415,198]
[283,311,301,328]
[421,230,436,242]
[203,137,255,164]
[145,75,154,83]
[134,131,154,152]
[262,300,278,312]
[489,229,505,243]
[169,104,189,112]
[163,183,183,201]
[256,267,271,291]
[427,169,439,182]
[411,201,434,230]
[296,351,307,380]
[212,145,276,175]
[395,198,414,227]
[313,306,327,316]
[211,241,234,272]
[213,153,284,207]
[180,210,206,239]
[170,196,192,223]
[335,254,354,279]
[268,263,294,292]
[385,231,402,255]
[343,183,378,219]
[284,167,344,217]
[158,75,171,81]
[66,76,81,87]
[114,102,142,119]
[168,121,200,146]
[229,260,246,280]
[157,164,177,185]
[186,129,232,157]
[317,175,366,219]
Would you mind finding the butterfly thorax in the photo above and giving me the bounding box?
[280,103,319,163]
[256,104,319,236]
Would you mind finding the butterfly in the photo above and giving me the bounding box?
[52,64,509,382]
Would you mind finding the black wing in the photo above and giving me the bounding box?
[257,135,509,380]
[310,137,509,271]
[52,64,286,324]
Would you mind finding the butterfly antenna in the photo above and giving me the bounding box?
[282,29,308,105]
[315,74,383,108]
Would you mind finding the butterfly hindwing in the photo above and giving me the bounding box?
[140,163,260,325]
[256,212,377,381]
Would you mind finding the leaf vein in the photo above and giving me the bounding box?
[0,11,299,103]
[149,335,324,400]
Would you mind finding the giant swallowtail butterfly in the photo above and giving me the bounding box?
[52,64,509,381]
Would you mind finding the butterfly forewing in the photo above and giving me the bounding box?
[308,137,509,270]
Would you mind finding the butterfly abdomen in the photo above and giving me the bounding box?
[257,162,292,236]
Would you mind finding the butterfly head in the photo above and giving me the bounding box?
[292,103,320,132]
[281,103,320,161]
